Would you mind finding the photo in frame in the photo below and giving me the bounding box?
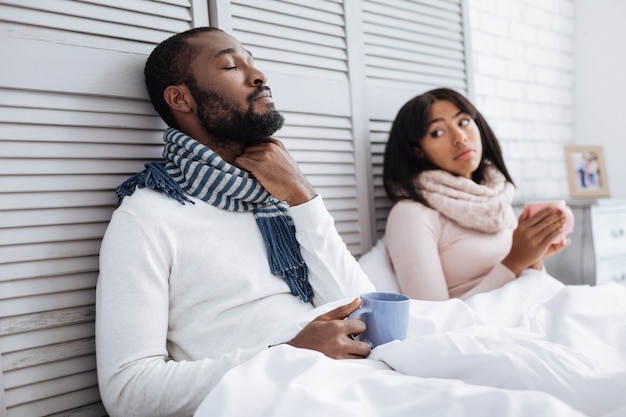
[564,145,610,198]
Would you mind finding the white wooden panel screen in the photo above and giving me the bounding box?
[228,0,372,253]
[362,0,473,238]
[0,1,208,416]
[0,0,471,415]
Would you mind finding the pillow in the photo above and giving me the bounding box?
[358,238,400,293]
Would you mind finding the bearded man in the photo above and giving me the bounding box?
[95,27,375,417]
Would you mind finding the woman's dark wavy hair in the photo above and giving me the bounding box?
[383,88,514,205]
[144,26,223,129]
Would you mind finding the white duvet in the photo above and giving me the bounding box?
[195,270,626,417]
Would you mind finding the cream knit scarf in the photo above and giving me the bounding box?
[418,165,517,233]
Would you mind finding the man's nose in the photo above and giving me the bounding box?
[249,66,267,87]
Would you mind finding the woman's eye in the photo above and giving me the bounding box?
[429,130,444,138]
[224,66,237,70]
[459,118,471,127]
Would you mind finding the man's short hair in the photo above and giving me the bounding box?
[144,26,223,128]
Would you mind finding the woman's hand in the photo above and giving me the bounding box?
[502,206,569,276]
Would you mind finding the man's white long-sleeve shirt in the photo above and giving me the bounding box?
[96,189,374,417]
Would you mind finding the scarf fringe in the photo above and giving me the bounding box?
[116,162,192,206]
[256,213,313,302]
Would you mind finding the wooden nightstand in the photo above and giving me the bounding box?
[514,199,626,286]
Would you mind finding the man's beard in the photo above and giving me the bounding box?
[188,80,284,149]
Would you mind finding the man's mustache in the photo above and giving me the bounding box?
[248,86,272,103]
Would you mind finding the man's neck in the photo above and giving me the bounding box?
[178,126,243,164]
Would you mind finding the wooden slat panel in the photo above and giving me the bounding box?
[0,123,164,145]
[297,160,358,173]
[304,174,356,187]
[365,44,465,71]
[154,0,191,6]
[314,186,357,200]
[282,112,352,129]
[366,67,466,88]
[0,191,116,211]
[0,0,188,42]
[263,71,351,114]
[257,61,347,83]
[5,0,191,25]
[0,37,148,98]
[365,84,436,120]
[0,276,97,302]
[369,0,461,14]
[0,2,205,416]
[76,0,191,20]
[0,3,472,417]
[240,45,347,71]
[234,0,343,25]
[363,0,462,32]
[230,0,349,94]
[0,355,5,416]
[367,58,465,81]
[1,174,131,193]
[0,4,169,44]
[361,0,470,240]
[363,32,465,61]
[235,31,346,60]
[0,224,108,246]
[0,257,99,283]
[233,18,345,49]
[0,240,102,264]
[6,386,101,417]
[0,88,156,115]
[1,140,162,160]
[3,356,96,390]
[0,208,115,229]
[0,20,155,55]
[232,1,344,35]
[46,401,108,417]
[365,18,462,47]
[265,106,361,239]
[278,0,343,14]
[0,159,152,176]
[363,22,464,54]
[2,325,95,364]
[0,290,96,318]
[1,338,95,372]
[6,371,97,408]
[0,107,161,129]
[281,138,353,153]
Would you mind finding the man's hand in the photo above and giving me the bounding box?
[233,138,316,206]
[283,298,371,359]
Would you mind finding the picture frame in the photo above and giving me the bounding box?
[564,145,610,198]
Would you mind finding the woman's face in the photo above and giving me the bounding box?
[417,99,483,179]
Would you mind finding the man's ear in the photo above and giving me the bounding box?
[164,85,193,113]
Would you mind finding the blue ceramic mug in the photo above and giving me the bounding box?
[348,292,410,348]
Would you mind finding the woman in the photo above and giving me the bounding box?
[383,88,569,301]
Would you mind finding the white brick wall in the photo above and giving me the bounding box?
[467,0,575,201]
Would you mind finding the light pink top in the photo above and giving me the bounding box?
[385,200,516,300]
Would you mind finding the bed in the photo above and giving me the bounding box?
[194,249,626,417]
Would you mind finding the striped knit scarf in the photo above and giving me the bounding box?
[116,127,313,302]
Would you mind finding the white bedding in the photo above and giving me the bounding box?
[195,270,626,417]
